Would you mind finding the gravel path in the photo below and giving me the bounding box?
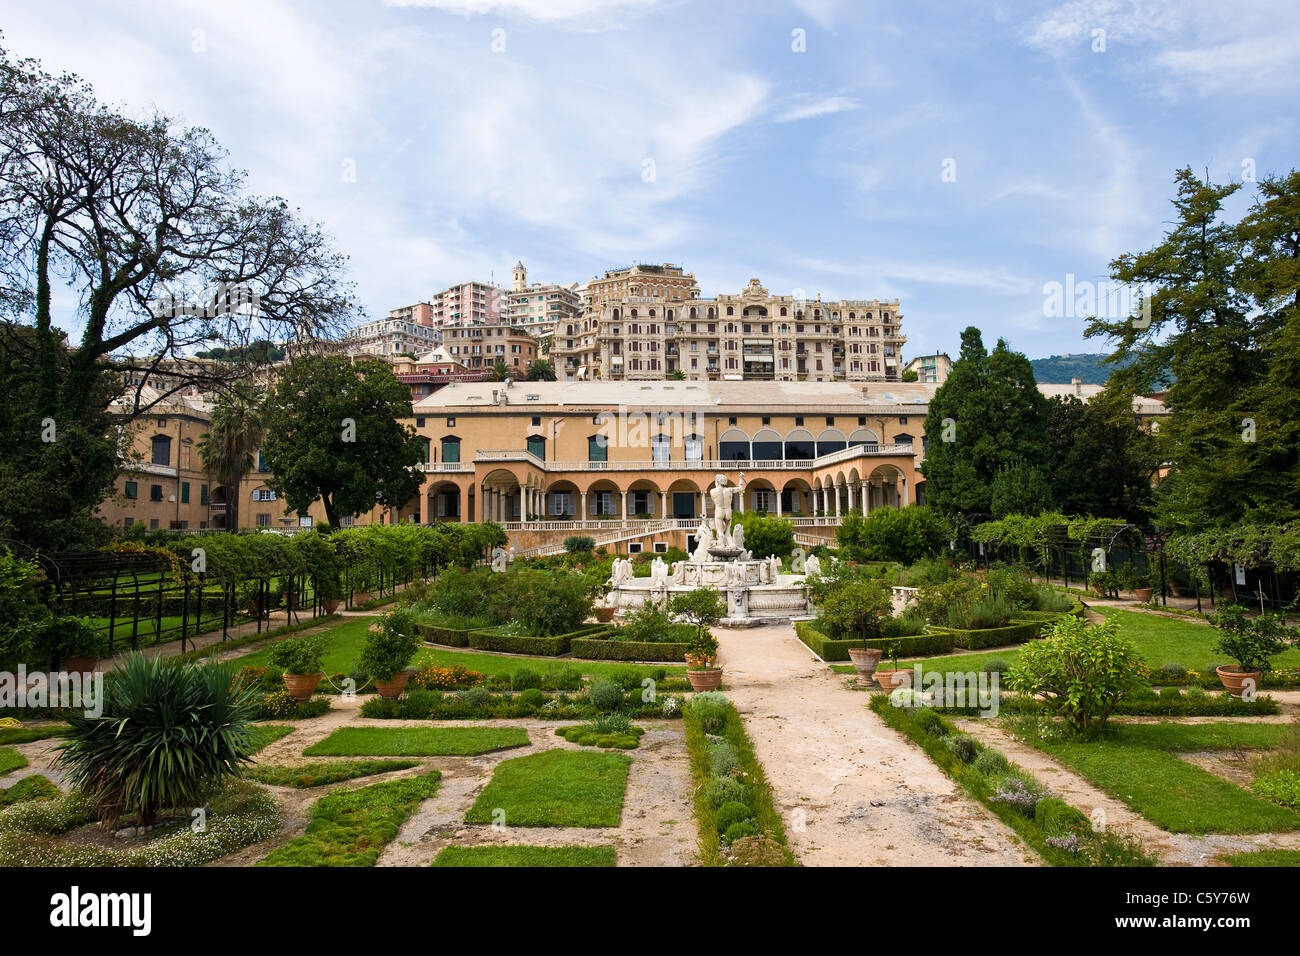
[715,623,1037,867]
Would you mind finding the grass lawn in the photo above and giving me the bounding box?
[0,725,69,746]
[247,724,295,754]
[430,844,616,867]
[0,747,28,775]
[1220,848,1300,867]
[245,759,419,788]
[850,608,1300,676]
[1028,722,1300,834]
[465,749,631,828]
[257,771,441,867]
[0,774,59,808]
[303,726,530,757]
[232,617,685,679]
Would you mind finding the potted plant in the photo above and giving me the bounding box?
[1209,605,1295,698]
[1088,568,1117,598]
[47,615,100,672]
[847,643,884,686]
[873,641,911,692]
[269,634,328,701]
[359,609,421,698]
[670,588,725,692]
[317,571,345,614]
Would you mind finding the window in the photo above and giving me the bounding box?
[728,417,737,426]
[795,417,804,427]
[550,492,571,517]
[299,516,313,528]
[441,437,461,463]
[651,434,670,462]
[588,434,607,462]
[754,489,773,512]
[257,451,270,473]
[256,513,271,527]
[532,416,541,427]
[526,435,546,460]
[150,435,171,466]
[416,417,426,428]
[628,542,643,554]
[684,434,703,461]
[124,481,137,500]
[762,417,771,426]
[826,417,835,426]
[446,417,456,427]
[180,482,190,504]
[200,484,209,505]
[150,484,164,502]
[149,518,160,530]
[253,489,277,501]
[858,416,867,426]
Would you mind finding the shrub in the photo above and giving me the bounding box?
[1158,686,1182,700]
[837,505,946,564]
[727,833,789,866]
[988,774,1046,817]
[701,776,751,810]
[1005,616,1145,736]
[1208,604,1295,672]
[972,748,1010,777]
[1252,770,1300,809]
[945,733,978,762]
[518,688,546,710]
[671,588,726,661]
[608,667,644,691]
[914,708,945,736]
[708,739,740,777]
[1157,662,1187,681]
[56,653,256,826]
[589,680,624,713]
[715,800,755,834]
[949,591,1013,630]
[358,613,421,682]
[723,821,759,844]
[564,536,596,554]
[1034,796,1088,836]
[267,634,327,675]
[689,692,731,734]
[614,601,695,645]
[732,513,794,558]
[983,659,1010,675]
[511,668,543,691]
[818,577,893,642]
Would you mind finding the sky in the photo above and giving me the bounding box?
[4,0,1299,359]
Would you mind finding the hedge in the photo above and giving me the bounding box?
[928,620,1045,650]
[416,623,473,647]
[570,638,691,662]
[931,692,1281,718]
[794,622,955,662]
[466,623,614,657]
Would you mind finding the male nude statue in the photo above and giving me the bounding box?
[707,474,733,547]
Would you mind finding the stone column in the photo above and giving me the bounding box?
[660,491,668,521]
[901,476,909,507]
[621,490,629,529]
[834,484,842,519]
[581,491,588,528]
[847,482,855,512]
[861,481,870,515]
[775,490,782,517]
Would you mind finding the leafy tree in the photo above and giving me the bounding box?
[733,512,794,558]
[262,356,424,528]
[525,358,556,381]
[837,504,947,564]
[818,577,892,643]
[919,328,1048,517]
[900,368,918,382]
[197,382,267,533]
[1043,391,1155,521]
[489,360,511,381]
[989,462,1054,518]
[669,587,725,658]
[1087,168,1300,528]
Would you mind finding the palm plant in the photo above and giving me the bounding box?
[56,653,258,826]
[197,382,267,532]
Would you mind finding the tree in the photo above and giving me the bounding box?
[1043,391,1155,521]
[261,356,424,528]
[837,504,947,564]
[667,369,686,380]
[0,45,356,547]
[489,360,511,381]
[989,462,1054,518]
[733,512,794,557]
[525,358,556,381]
[900,368,918,382]
[197,382,267,533]
[669,587,725,660]
[1086,168,1300,528]
[919,328,1048,517]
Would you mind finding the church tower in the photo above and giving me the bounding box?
[512,260,527,292]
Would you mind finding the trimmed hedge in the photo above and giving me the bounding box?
[795,622,955,662]
[931,692,1280,718]
[929,620,1045,650]
[466,623,614,657]
[416,623,473,647]
[570,638,691,662]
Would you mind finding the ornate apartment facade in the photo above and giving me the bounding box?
[552,276,905,384]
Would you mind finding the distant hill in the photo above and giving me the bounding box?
[1029,352,1127,385]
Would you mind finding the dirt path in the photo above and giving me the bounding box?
[715,624,1037,867]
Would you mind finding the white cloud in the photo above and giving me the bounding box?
[796,257,1035,296]
[381,0,661,23]
[774,95,859,123]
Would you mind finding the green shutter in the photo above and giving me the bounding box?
[180,482,190,503]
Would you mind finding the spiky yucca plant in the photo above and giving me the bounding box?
[56,653,258,827]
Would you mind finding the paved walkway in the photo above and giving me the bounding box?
[715,623,1037,866]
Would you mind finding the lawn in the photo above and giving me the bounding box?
[247,724,295,754]
[430,844,616,867]
[465,749,631,828]
[232,617,685,679]
[1028,722,1300,834]
[257,771,441,867]
[1220,848,1300,867]
[847,608,1300,676]
[0,724,69,746]
[0,747,28,775]
[0,774,59,808]
[245,759,419,788]
[302,726,530,757]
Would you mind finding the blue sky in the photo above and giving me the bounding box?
[5,0,1299,359]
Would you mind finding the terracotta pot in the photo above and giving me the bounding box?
[595,607,615,623]
[875,668,912,692]
[352,591,373,606]
[1134,587,1154,603]
[373,670,413,699]
[321,599,341,614]
[282,671,323,702]
[1169,585,1185,598]
[63,655,98,674]
[1216,666,1262,699]
[846,647,884,685]
[686,668,723,692]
